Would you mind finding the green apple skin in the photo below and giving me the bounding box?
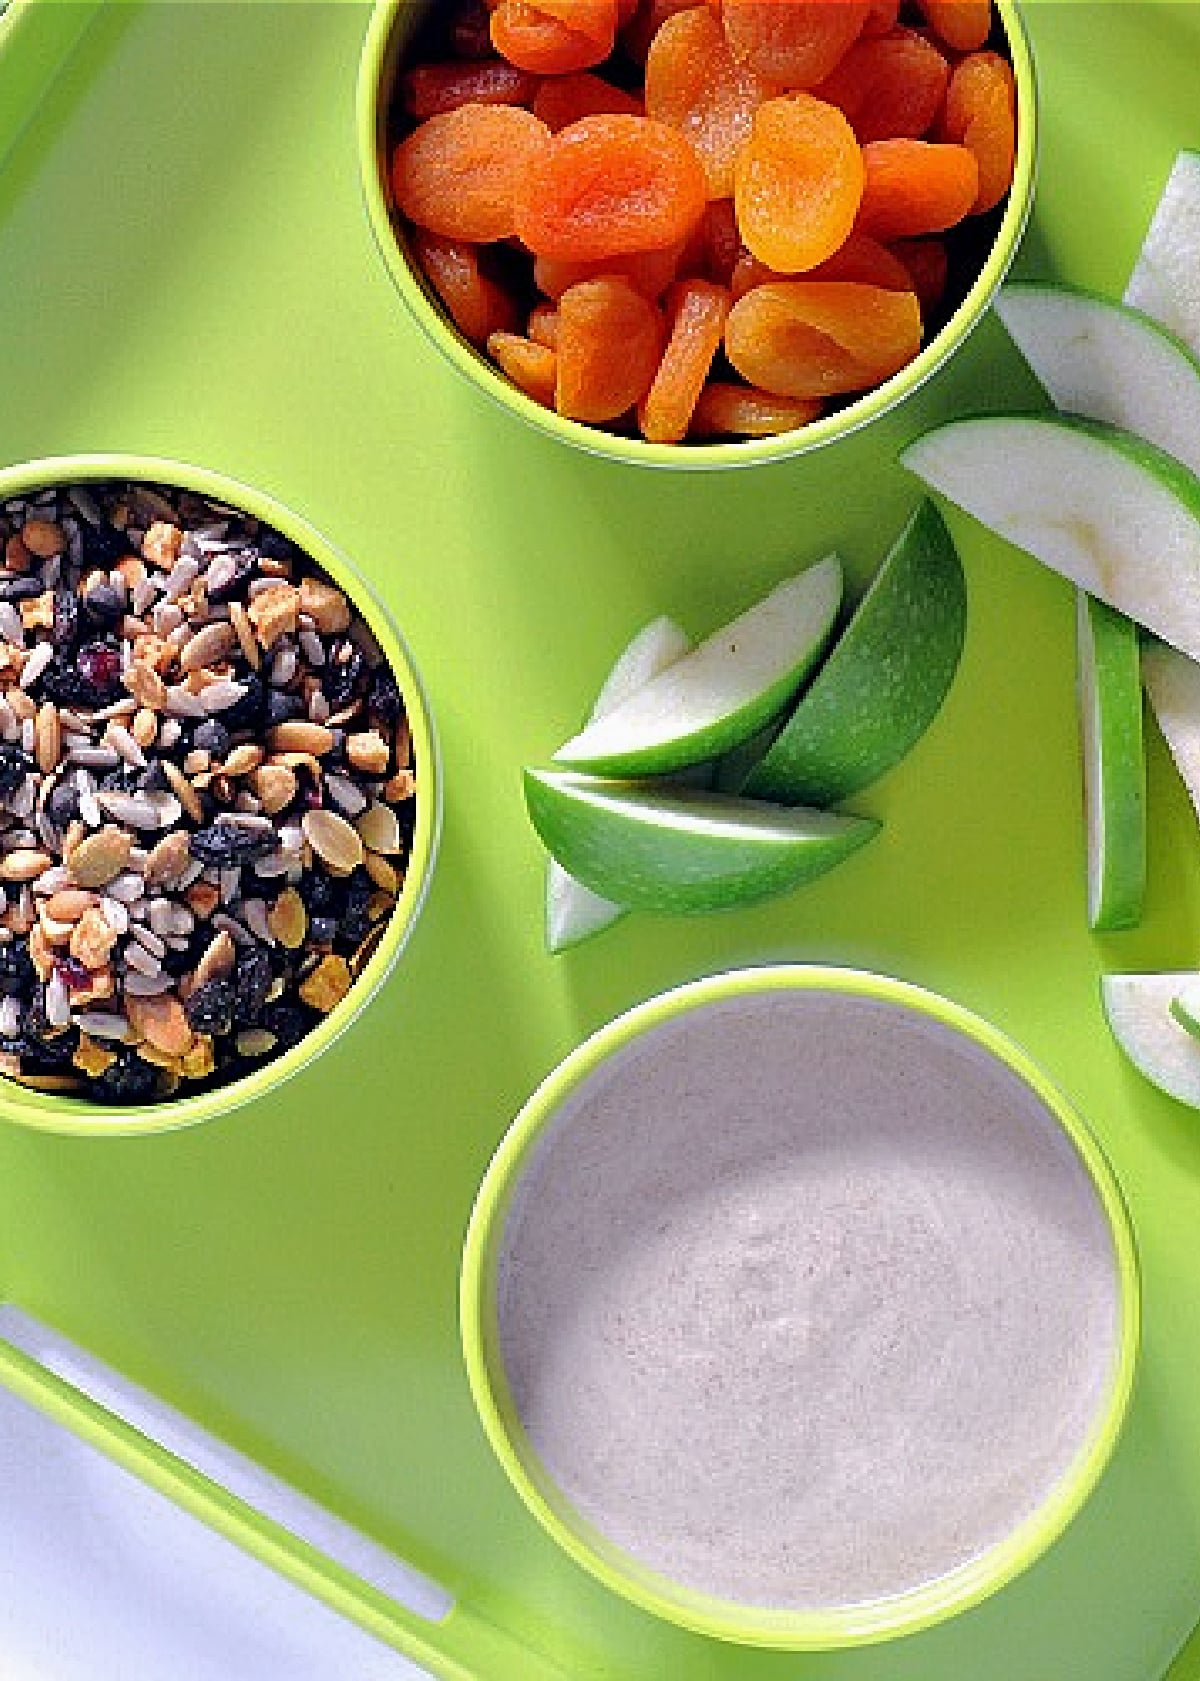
[546,616,691,954]
[524,767,880,914]
[1077,592,1146,932]
[551,556,843,778]
[740,500,965,806]
[996,282,1200,480]
[1102,972,1200,1109]
[903,413,1200,664]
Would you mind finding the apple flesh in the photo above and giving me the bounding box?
[903,413,1200,664]
[995,282,1200,480]
[1102,971,1200,1108]
[1125,149,1200,361]
[546,616,691,955]
[552,556,843,778]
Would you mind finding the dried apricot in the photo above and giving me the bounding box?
[534,242,683,298]
[725,279,922,397]
[730,232,909,297]
[400,59,537,120]
[814,27,949,143]
[527,301,561,347]
[393,104,552,242]
[862,0,901,35]
[691,381,821,435]
[533,70,643,129]
[622,0,720,65]
[734,95,864,273]
[645,5,778,199]
[639,279,732,441]
[855,138,979,239]
[556,276,666,420]
[488,331,559,405]
[721,0,871,88]
[409,230,519,343]
[701,198,743,282]
[514,114,707,260]
[916,0,992,52]
[941,50,1015,212]
[492,0,618,73]
[890,236,947,312]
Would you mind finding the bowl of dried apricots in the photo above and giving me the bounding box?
[358,0,1036,468]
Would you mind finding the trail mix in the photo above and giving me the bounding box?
[0,481,416,1104]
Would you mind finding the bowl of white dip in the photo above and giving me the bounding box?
[460,966,1139,1648]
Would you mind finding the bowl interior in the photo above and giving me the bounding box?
[460,967,1139,1649]
[0,454,439,1136]
[357,0,1039,471]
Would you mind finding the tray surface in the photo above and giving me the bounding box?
[1,3,1200,1678]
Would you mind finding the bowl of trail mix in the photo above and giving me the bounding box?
[0,457,437,1131]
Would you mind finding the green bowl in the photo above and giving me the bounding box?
[460,965,1139,1649]
[357,2,1038,471]
[0,454,439,1137]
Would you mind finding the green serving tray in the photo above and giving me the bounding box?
[1,2,1200,1677]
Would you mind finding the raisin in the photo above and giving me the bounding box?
[0,744,32,795]
[44,776,80,830]
[92,1050,159,1104]
[309,916,339,947]
[189,817,277,866]
[0,942,35,998]
[337,876,374,949]
[261,1001,310,1049]
[232,949,273,1026]
[299,872,342,916]
[185,978,235,1037]
[51,590,80,649]
[81,520,127,569]
[220,671,265,731]
[325,643,366,712]
[265,689,305,729]
[192,720,231,758]
[82,582,125,627]
[205,548,258,604]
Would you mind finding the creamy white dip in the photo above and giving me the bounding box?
[496,989,1121,1609]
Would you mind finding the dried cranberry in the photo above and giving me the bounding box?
[76,640,122,696]
[55,956,92,993]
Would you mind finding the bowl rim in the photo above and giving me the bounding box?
[459,963,1141,1649]
[357,0,1039,472]
[0,452,441,1137]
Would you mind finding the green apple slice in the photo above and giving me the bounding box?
[995,282,1200,479]
[1169,978,1200,1042]
[546,615,691,955]
[1125,149,1200,360]
[740,501,965,805]
[1102,971,1200,1108]
[1141,637,1200,825]
[902,413,1200,663]
[524,767,880,914]
[551,555,843,777]
[1076,592,1146,931]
